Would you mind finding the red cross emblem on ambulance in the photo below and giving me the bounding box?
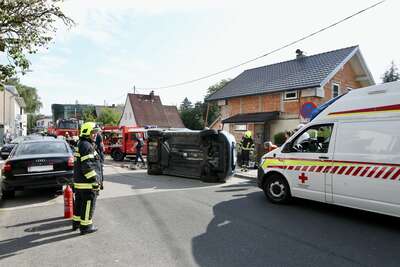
[299,173,308,184]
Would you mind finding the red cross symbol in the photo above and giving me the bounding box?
[299,173,308,184]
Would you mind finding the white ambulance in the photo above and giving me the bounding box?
[257,80,400,217]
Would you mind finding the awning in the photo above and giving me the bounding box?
[222,111,279,124]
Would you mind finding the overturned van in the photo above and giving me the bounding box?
[147,129,236,182]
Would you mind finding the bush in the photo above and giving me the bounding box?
[274,132,286,146]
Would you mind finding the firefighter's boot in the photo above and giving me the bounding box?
[80,225,98,235]
[72,221,80,231]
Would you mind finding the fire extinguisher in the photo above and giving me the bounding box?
[64,184,74,218]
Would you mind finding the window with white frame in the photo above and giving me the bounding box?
[332,83,340,98]
[283,90,298,100]
[234,124,247,131]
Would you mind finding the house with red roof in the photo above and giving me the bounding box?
[119,91,184,128]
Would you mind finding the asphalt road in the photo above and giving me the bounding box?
[1,165,400,267]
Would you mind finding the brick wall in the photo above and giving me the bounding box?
[323,62,362,98]
[228,98,241,116]
[241,95,260,113]
[262,93,281,112]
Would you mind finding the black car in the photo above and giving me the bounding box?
[1,138,74,199]
[1,135,52,160]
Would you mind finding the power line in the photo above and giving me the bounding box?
[136,0,385,90]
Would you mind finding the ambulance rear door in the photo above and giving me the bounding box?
[282,123,335,203]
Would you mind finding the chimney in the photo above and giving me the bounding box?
[296,49,305,59]
[149,90,155,102]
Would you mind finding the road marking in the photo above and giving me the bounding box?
[217,220,231,227]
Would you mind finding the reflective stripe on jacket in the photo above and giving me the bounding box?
[239,137,255,151]
[73,138,102,186]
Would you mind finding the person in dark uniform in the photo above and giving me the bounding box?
[133,133,145,167]
[72,122,103,235]
[239,131,255,172]
[95,129,105,163]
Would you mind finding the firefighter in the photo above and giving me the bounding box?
[72,122,103,235]
[239,130,255,172]
[133,133,145,167]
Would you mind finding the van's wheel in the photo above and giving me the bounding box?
[2,189,15,199]
[263,174,291,204]
[113,150,125,161]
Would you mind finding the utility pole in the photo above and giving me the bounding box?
[204,103,210,128]
[133,85,136,95]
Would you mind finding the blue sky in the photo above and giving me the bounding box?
[17,0,400,115]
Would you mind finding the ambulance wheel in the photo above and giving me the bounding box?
[263,174,291,204]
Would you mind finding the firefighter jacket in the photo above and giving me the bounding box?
[73,138,102,190]
[239,137,255,151]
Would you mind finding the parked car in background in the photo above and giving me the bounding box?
[1,138,74,199]
[0,134,54,160]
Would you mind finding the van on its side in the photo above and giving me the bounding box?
[257,81,400,217]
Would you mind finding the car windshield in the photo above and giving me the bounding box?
[58,121,78,129]
[15,142,68,156]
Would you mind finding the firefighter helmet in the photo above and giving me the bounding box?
[244,131,252,138]
[80,122,99,137]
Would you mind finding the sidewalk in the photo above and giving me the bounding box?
[234,169,257,179]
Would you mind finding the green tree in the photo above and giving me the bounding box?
[180,97,192,110]
[6,78,42,113]
[179,99,204,130]
[204,79,231,126]
[382,61,400,83]
[82,107,96,122]
[0,0,74,82]
[97,107,122,126]
[27,113,39,133]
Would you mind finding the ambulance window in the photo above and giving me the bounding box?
[336,121,400,156]
[290,124,333,153]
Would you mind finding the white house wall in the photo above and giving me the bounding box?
[119,96,137,127]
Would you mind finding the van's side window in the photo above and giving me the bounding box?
[290,124,333,153]
[335,121,400,156]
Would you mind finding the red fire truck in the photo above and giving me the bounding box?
[48,119,79,138]
[102,126,148,162]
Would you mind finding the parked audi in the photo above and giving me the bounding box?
[1,135,52,160]
[1,138,74,199]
